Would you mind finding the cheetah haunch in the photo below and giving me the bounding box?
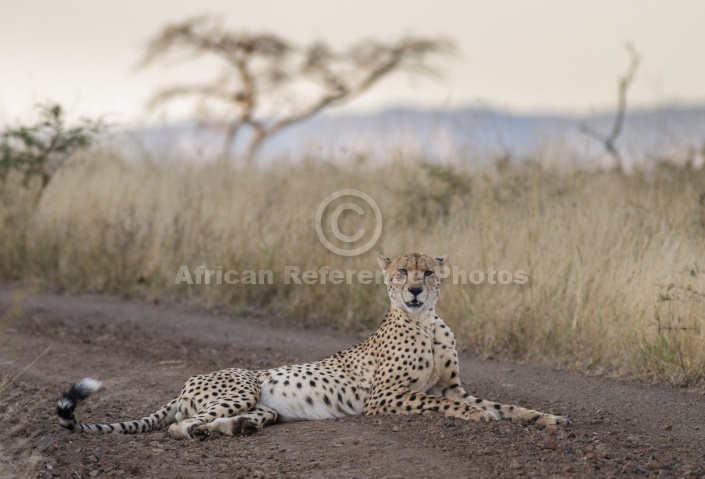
[57,253,568,439]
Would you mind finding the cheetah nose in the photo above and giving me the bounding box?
[408,285,423,297]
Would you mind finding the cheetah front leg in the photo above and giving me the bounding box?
[365,387,497,422]
[191,405,279,440]
[432,366,569,426]
[444,386,568,426]
[430,319,569,426]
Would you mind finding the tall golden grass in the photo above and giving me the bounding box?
[1,150,704,384]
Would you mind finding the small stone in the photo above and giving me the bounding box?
[542,440,559,451]
[585,452,596,460]
[647,460,661,470]
[89,471,99,477]
[510,459,521,469]
[664,424,673,431]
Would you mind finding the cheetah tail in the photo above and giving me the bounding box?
[56,378,178,434]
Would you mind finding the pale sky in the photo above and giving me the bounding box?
[1,0,703,126]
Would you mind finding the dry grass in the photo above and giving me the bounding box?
[1,150,704,384]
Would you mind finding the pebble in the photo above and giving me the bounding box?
[542,440,559,451]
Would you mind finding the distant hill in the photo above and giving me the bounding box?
[117,105,705,168]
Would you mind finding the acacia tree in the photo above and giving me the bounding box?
[139,15,454,164]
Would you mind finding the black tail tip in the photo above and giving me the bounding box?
[57,378,102,419]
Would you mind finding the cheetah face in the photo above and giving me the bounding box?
[377,253,448,314]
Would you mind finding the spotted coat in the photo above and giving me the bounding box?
[56,253,568,439]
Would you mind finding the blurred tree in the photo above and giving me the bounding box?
[0,103,103,191]
[139,15,454,165]
[580,44,641,174]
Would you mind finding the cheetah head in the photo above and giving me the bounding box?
[377,252,448,314]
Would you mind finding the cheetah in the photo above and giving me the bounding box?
[56,253,568,439]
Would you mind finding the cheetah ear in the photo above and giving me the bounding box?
[377,255,391,270]
[434,255,449,265]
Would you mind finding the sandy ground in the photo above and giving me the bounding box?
[1,286,704,478]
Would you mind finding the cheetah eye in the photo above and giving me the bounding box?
[424,270,434,277]
[397,269,408,276]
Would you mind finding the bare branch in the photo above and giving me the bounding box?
[255,36,455,156]
[137,16,290,69]
[608,43,641,145]
[146,83,233,112]
[580,43,642,173]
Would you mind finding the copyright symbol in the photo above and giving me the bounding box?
[315,189,383,257]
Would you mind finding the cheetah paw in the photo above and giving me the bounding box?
[190,425,212,441]
[536,414,571,427]
[168,422,197,440]
[470,409,500,422]
[235,417,260,436]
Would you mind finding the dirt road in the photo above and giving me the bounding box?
[1,287,704,478]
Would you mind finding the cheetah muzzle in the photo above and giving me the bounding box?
[56,252,569,439]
